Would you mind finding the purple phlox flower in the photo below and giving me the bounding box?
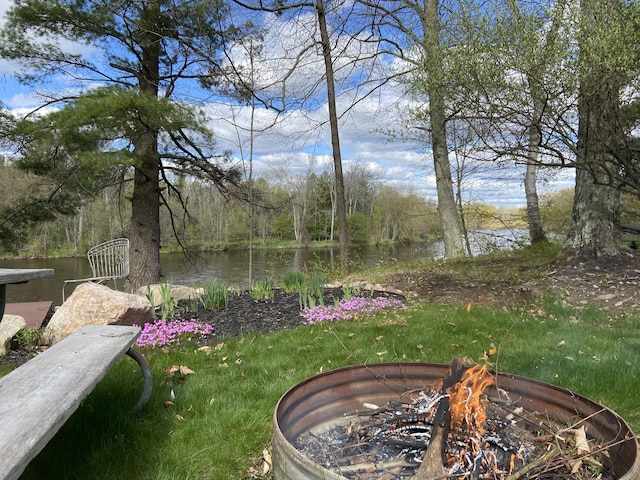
[134,318,214,347]
[301,296,405,326]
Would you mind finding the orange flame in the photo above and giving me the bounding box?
[446,364,494,434]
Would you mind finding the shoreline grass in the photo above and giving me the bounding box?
[16,295,640,479]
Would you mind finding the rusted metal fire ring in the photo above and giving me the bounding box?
[272,362,640,479]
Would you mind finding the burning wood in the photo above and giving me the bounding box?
[295,357,630,479]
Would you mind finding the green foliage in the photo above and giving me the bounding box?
[341,283,363,301]
[159,282,178,321]
[281,269,305,293]
[540,188,574,235]
[0,0,249,266]
[347,211,369,244]
[297,270,327,309]
[12,328,45,350]
[200,279,229,310]
[250,276,274,300]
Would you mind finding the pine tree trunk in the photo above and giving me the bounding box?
[128,1,162,290]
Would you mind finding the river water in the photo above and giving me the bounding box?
[1,230,527,305]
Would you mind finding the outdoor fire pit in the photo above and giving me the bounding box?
[272,361,640,479]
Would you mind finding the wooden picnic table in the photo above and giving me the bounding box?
[0,324,152,480]
[0,268,55,320]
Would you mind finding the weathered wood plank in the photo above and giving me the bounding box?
[0,269,55,285]
[0,325,141,480]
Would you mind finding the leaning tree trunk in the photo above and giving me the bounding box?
[424,0,465,258]
[317,0,349,269]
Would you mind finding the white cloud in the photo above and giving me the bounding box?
[0,1,575,208]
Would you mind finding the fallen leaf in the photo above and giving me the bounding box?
[163,401,174,408]
[179,365,195,375]
[466,303,472,312]
[572,426,590,455]
[262,448,272,474]
[197,345,212,354]
[557,340,566,347]
[376,335,384,341]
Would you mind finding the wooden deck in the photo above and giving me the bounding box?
[3,301,54,329]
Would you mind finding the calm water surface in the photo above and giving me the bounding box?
[1,230,526,305]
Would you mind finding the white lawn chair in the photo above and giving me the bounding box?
[62,238,130,301]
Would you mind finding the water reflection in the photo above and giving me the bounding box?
[0,230,527,304]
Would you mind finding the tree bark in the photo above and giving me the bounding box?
[424,0,465,258]
[565,0,622,258]
[316,0,349,269]
[129,1,162,290]
[130,136,162,289]
[524,79,546,244]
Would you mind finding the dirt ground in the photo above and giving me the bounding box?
[382,249,640,316]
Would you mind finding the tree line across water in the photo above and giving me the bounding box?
[3,151,638,259]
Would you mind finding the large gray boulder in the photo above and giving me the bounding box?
[0,315,27,356]
[47,283,153,344]
[135,284,201,307]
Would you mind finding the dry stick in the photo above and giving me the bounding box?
[504,447,560,480]
[335,459,416,474]
[412,357,468,480]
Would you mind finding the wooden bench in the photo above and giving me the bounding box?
[0,325,153,480]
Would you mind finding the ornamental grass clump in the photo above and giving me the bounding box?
[135,319,214,347]
[300,296,405,325]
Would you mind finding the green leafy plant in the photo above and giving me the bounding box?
[342,283,362,301]
[12,328,45,350]
[297,270,327,309]
[281,269,305,293]
[158,281,178,321]
[200,279,229,310]
[250,276,274,300]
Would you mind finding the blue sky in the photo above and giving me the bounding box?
[0,0,575,208]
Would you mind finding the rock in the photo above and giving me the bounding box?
[135,284,200,307]
[0,315,27,356]
[47,283,153,344]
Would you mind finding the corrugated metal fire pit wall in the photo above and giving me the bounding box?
[272,362,640,480]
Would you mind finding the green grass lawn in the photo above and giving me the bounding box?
[18,296,640,479]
